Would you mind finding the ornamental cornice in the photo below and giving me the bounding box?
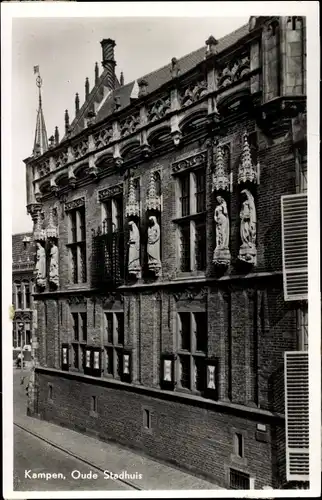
[64,196,85,211]
[98,183,123,202]
[172,150,207,174]
[173,287,207,302]
[66,295,87,305]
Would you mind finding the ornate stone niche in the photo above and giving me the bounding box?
[34,212,46,289]
[126,176,141,279]
[212,144,231,268]
[238,188,257,266]
[46,208,59,289]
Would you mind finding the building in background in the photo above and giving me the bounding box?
[12,232,36,363]
[24,16,308,489]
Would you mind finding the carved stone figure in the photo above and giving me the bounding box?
[35,242,46,287]
[128,221,141,278]
[147,216,162,276]
[238,189,257,265]
[49,241,59,287]
[213,196,231,266]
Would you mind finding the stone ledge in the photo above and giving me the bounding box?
[35,366,285,423]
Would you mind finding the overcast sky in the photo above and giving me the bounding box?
[12,16,248,234]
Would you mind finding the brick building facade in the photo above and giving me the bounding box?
[24,16,308,489]
[12,233,36,361]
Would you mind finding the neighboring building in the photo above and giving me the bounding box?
[12,232,36,361]
[24,16,308,489]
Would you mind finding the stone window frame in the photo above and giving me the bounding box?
[102,310,125,380]
[175,309,207,395]
[173,165,207,275]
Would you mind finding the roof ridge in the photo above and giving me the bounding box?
[138,22,249,85]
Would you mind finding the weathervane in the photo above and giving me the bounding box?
[34,65,43,104]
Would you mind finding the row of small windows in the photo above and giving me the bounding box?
[63,303,308,390]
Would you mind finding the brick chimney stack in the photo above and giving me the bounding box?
[100,38,116,90]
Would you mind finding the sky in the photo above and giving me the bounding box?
[11,15,249,234]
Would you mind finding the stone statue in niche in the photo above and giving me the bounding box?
[35,242,46,287]
[238,189,257,265]
[213,196,231,266]
[128,220,141,278]
[49,240,59,287]
[147,216,162,276]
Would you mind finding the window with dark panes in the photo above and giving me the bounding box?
[16,284,22,309]
[174,165,207,274]
[195,169,206,213]
[103,312,125,380]
[177,311,207,393]
[67,205,87,284]
[25,283,31,309]
[179,222,191,272]
[195,217,206,271]
[71,311,87,371]
[180,174,190,217]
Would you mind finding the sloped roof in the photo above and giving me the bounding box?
[12,233,35,266]
[67,22,249,140]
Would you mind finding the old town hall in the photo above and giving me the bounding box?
[24,16,308,489]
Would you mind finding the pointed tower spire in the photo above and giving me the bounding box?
[65,109,69,135]
[54,126,59,145]
[75,93,80,115]
[85,77,90,100]
[33,67,48,156]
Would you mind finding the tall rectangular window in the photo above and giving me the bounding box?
[180,174,190,217]
[177,311,207,393]
[24,283,31,309]
[102,196,123,233]
[67,205,87,284]
[175,167,207,274]
[103,312,125,379]
[16,285,22,310]
[71,311,87,371]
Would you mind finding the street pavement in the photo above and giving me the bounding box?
[13,367,222,491]
[14,425,129,491]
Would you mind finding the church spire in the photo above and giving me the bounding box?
[33,66,48,157]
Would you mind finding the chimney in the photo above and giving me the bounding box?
[85,78,90,100]
[120,71,124,86]
[100,38,116,90]
[75,93,80,115]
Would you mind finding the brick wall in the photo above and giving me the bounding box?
[36,368,285,488]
